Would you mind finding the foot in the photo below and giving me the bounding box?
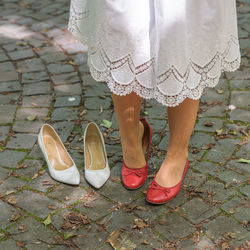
[155,150,188,187]
[121,120,147,169]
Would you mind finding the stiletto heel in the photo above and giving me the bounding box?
[38,124,80,185]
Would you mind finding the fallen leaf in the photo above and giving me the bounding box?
[18,224,26,230]
[64,232,75,240]
[132,218,148,230]
[32,173,39,179]
[100,119,112,128]
[237,158,250,164]
[48,205,57,210]
[43,214,52,226]
[26,115,37,121]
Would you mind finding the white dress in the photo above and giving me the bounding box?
[68,0,241,107]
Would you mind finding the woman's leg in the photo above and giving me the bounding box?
[112,92,146,168]
[155,98,200,187]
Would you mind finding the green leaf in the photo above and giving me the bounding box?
[43,214,52,226]
[100,119,112,128]
[144,111,149,115]
[64,232,75,240]
[237,158,250,164]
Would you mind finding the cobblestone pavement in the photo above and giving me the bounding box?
[0,0,249,249]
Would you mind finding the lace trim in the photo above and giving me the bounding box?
[67,8,241,107]
[88,37,240,107]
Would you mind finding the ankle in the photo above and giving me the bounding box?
[165,148,188,161]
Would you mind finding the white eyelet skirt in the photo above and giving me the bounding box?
[68,0,241,107]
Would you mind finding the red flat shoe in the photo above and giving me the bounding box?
[146,158,189,204]
[121,118,152,190]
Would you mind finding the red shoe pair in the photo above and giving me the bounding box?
[121,117,189,204]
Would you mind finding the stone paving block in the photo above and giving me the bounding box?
[83,109,112,124]
[12,120,43,133]
[13,190,62,218]
[119,228,164,250]
[194,117,223,132]
[235,140,250,160]
[0,71,19,82]
[0,62,15,71]
[230,79,249,89]
[68,149,85,168]
[226,159,250,176]
[101,209,138,233]
[15,107,49,121]
[97,180,141,203]
[75,193,115,221]
[51,71,80,85]
[132,197,168,224]
[0,81,21,93]
[72,224,111,250]
[221,195,249,222]
[198,179,237,202]
[229,109,250,122]
[179,197,220,224]
[216,169,247,186]
[155,212,195,242]
[48,185,86,205]
[8,48,35,61]
[230,91,250,108]
[182,170,207,189]
[0,239,18,250]
[22,71,50,84]
[0,200,22,229]
[27,171,57,193]
[82,75,111,97]
[72,52,88,66]
[177,236,216,250]
[189,132,216,148]
[205,138,240,163]
[51,107,78,121]
[0,51,8,62]
[0,150,26,168]
[7,216,57,249]
[226,67,250,80]
[6,133,37,149]
[16,58,45,73]
[0,167,10,182]
[54,95,81,107]
[192,161,222,176]
[144,102,167,120]
[0,93,20,105]
[84,96,111,110]
[146,118,167,132]
[22,82,51,96]
[15,159,44,179]
[202,215,249,242]
[0,126,9,141]
[200,103,227,117]
[28,144,44,159]
[54,83,82,96]
[47,63,74,75]
[0,176,26,194]
[22,95,51,107]
[41,51,67,63]
[240,184,250,198]
[52,121,75,143]
[0,105,16,124]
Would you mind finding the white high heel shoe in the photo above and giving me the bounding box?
[83,122,110,189]
[38,123,80,185]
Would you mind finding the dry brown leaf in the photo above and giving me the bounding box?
[32,173,39,179]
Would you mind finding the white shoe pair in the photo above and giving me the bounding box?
[38,122,110,188]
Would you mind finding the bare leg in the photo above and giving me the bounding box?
[155,98,200,187]
[112,92,146,168]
